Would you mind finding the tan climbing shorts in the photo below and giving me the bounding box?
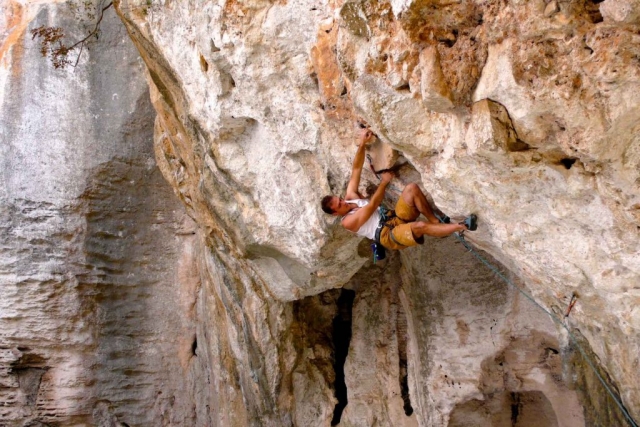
[379,197,424,250]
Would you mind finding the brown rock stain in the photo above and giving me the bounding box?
[437,33,487,105]
[222,0,285,32]
[310,20,353,121]
[0,1,25,72]
[455,319,469,345]
[309,12,366,152]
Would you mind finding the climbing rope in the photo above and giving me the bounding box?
[449,227,639,427]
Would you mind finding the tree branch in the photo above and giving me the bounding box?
[66,2,113,53]
[31,1,114,69]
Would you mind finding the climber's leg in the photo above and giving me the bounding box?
[400,183,440,224]
[410,221,466,238]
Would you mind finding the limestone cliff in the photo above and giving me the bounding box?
[1,0,639,426]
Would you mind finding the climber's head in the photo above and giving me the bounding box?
[321,196,350,216]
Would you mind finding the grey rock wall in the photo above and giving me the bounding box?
[1,2,195,425]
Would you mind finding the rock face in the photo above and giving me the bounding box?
[2,0,640,426]
[1,2,197,425]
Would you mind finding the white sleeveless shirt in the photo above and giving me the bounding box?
[344,199,381,240]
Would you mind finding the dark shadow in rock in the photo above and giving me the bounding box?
[331,289,356,426]
[397,301,414,416]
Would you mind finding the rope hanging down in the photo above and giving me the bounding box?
[448,227,639,427]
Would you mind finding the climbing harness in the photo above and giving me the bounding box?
[372,207,394,263]
[443,219,639,427]
[371,207,416,263]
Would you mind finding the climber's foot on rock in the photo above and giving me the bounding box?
[460,214,477,231]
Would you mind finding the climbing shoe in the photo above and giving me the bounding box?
[461,214,477,231]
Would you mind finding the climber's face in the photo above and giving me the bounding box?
[329,197,351,216]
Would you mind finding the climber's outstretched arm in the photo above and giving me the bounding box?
[345,129,375,200]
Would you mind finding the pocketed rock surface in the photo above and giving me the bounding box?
[2,0,639,425]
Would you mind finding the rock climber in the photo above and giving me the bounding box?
[321,128,477,254]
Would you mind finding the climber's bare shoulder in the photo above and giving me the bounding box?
[341,204,375,233]
[340,211,359,232]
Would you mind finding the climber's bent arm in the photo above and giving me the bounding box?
[342,173,392,232]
